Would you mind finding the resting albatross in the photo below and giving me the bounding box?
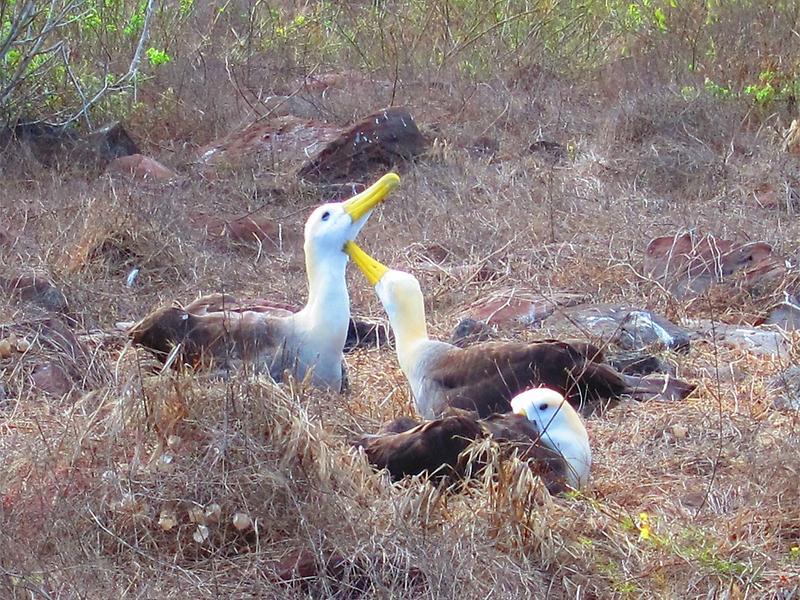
[344,240,694,416]
[129,173,400,391]
[356,388,591,493]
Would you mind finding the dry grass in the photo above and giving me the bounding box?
[3,1,800,597]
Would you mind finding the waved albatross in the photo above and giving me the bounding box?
[344,240,695,416]
[356,388,591,493]
[129,173,400,391]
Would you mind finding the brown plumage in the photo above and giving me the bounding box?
[420,339,628,417]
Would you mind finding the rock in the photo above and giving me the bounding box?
[544,303,691,352]
[190,211,301,247]
[345,318,393,351]
[80,122,140,164]
[643,231,787,299]
[268,548,426,597]
[461,289,588,328]
[755,297,800,330]
[298,107,428,184]
[106,154,176,181]
[469,136,499,158]
[768,366,800,411]
[0,120,139,168]
[617,310,691,352]
[30,362,74,397]
[450,318,495,347]
[690,320,791,357]
[529,139,567,164]
[0,273,68,313]
[607,351,674,376]
[197,115,340,168]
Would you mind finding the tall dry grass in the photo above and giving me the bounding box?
[2,0,800,598]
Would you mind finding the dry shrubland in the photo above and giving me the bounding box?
[2,0,800,598]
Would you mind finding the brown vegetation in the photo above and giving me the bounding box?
[2,0,800,597]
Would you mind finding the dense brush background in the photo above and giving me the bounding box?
[2,0,800,597]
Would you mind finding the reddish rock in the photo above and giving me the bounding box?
[461,289,588,327]
[107,154,176,181]
[30,362,74,397]
[298,107,428,184]
[0,120,139,168]
[190,211,301,247]
[643,231,787,298]
[197,115,340,166]
[269,548,426,597]
[0,273,68,313]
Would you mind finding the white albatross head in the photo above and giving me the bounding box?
[511,388,592,490]
[304,173,400,258]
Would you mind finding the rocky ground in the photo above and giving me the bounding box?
[2,32,800,598]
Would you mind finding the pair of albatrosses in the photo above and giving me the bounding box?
[130,173,400,391]
[342,239,694,491]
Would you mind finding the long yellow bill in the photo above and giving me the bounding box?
[342,173,400,222]
[343,241,389,286]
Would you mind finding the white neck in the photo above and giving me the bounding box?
[290,245,351,384]
[545,427,591,489]
[389,305,430,379]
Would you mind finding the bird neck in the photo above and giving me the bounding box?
[390,305,430,378]
[297,245,351,343]
[545,427,591,489]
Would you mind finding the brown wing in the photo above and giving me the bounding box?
[355,415,484,481]
[184,293,296,317]
[429,340,627,417]
[129,304,284,371]
[481,412,572,495]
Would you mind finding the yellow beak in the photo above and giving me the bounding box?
[343,241,389,286]
[342,173,400,222]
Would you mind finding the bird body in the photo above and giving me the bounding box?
[356,388,591,494]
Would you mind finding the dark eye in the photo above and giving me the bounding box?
[321,211,331,221]
[539,404,548,411]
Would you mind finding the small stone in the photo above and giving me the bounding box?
[232,512,252,531]
[187,506,205,524]
[671,424,688,440]
[15,338,30,353]
[166,435,183,450]
[193,524,210,544]
[158,511,177,531]
[204,503,222,523]
[156,453,174,473]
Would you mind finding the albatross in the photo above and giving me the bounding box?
[129,173,400,391]
[356,388,591,493]
[343,240,694,416]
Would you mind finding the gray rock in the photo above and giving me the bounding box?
[768,366,800,411]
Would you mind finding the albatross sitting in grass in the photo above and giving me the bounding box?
[344,240,694,416]
[356,388,592,493]
[129,173,400,391]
